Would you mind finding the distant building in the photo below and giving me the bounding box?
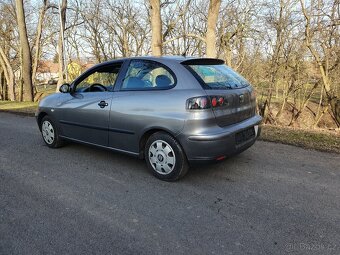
[36,61,59,82]
[36,60,94,83]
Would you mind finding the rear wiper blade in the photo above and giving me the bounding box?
[216,82,232,89]
[213,86,232,90]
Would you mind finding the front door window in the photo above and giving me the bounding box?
[75,64,122,92]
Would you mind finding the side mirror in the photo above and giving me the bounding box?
[59,83,70,93]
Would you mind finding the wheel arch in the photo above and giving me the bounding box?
[139,127,182,159]
[37,112,48,131]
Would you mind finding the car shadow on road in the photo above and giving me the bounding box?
[184,152,252,182]
[61,142,145,167]
[58,141,253,183]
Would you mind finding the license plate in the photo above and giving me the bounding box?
[235,127,255,145]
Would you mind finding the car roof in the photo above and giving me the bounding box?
[93,56,224,67]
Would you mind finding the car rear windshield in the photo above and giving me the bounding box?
[186,64,249,89]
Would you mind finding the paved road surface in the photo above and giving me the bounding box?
[0,112,339,254]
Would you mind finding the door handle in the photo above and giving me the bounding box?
[98,101,108,108]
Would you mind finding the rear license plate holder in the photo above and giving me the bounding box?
[235,127,255,145]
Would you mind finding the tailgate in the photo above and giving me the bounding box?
[205,87,256,127]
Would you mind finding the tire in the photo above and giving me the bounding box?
[40,116,64,148]
[145,132,189,181]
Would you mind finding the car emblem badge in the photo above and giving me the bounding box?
[239,94,244,103]
[157,154,164,162]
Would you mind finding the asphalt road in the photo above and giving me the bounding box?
[0,112,339,255]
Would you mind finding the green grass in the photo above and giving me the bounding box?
[0,101,38,115]
[260,125,340,154]
[1,100,339,153]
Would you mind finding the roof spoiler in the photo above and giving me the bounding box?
[180,58,225,65]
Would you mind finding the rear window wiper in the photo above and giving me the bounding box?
[216,82,232,89]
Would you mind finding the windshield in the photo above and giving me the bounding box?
[187,64,249,89]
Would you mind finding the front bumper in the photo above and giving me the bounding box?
[177,115,262,163]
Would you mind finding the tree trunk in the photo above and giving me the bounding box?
[57,0,67,91]
[313,106,327,129]
[32,0,48,90]
[149,0,162,56]
[206,0,221,58]
[0,47,15,101]
[0,68,3,100]
[122,32,131,57]
[1,68,7,100]
[16,0,33,102]
[222,34,232,66]
[0,58,8,100]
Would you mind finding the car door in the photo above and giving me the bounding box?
[108,59,184,154]
[58,62,123,146]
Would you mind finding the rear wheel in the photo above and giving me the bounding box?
[40,116,64,148]
[145,132,189,181]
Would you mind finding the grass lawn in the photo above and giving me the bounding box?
[0,101,38,115]
[260,125,340,154]
[0,100,339,153]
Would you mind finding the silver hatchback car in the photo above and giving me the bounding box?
[36,56,262,181]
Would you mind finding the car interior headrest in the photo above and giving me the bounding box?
[155,75,172,87]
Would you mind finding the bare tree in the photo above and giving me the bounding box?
[300,0,340,127]
[206,0,221,57]
[57,0,67,91]
[149,0,162,56]
[32,0,49,86]
[80,0,108,62]
[0,47,15,101]
[0,2,16,101]
[15,0,33,101]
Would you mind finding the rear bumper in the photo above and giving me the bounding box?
[177,115,262,163]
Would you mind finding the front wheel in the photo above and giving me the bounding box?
[145,132,189,181]
[40,116,64,148]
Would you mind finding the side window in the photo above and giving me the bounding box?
[75,64,121,92]
[121,60,176,90]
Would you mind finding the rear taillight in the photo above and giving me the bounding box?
[210,96,228,107]
[186,96,228,110]
[187,96,211,110]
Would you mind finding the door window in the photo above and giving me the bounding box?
[121,60,176,90]
[74,64,122,92]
